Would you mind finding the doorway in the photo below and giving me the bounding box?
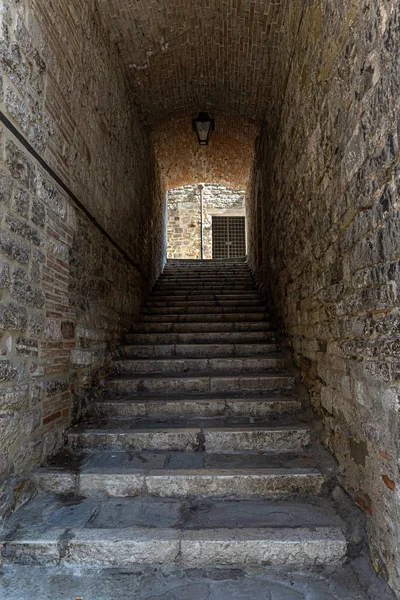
[212,216,246,259]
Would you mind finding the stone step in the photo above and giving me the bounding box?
[165,261,247,264]
[163,262,251,273]
[154,279,256,286]
[158,280,254,287]
[114,355,286,376]
[125,331,275,344]
[150,293,263,302]
[153,285,258,293]
[0,562,379,599]
[147,298,263,308]
[152,289,259,297]
[160,270,252,277]
[120,342,279,358]
[130,321,274,335]
[158,277,254,285]
[68,423,308,452]
[94,394,301,418]
[144,305,265,315]
[159,269,253,279]
[1,495,346,567]
[105,371,294,395]
[142,312,270,323]
[35,466,324,499]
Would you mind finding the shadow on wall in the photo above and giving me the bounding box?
[167,183,246,260]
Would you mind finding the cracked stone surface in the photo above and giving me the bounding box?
[0,562,394,600]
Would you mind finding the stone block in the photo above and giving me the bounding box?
[0,262,11,288]
[4,85,29,133]
[180,527,346,566]
[0,360,16,382]
[45,319,61,341]
[0,230,30,263]
[0,169,12,206]
[64,528,180,566]
[15,337,38,356]
[61,320,74,339]
[46,378,68,397]
[31,198,46,228]
[10,281,44,309]
[0,411,19,451]
[2,385,28,410]
[20,410,41,437]
[27,313,44,336]
[12,186,30,219]
[12,438,42,474]
[35,172,67,220]
[5,141,34,189]
[5,215,41,246]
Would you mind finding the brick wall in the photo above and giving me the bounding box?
[167,184,245,259]
[247,0,400,591]
[0,0,165,516]
[153,116,257,191]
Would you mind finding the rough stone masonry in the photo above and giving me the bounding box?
[0,0,165,518]
[0,0,399,597]
[247,0,400,593]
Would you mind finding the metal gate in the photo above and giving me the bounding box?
[212,216,246,259]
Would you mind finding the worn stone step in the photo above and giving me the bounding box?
[126,332,276,344]
[114,355,286,375]
[147,298,263,308]
[144,305,266,315]
[130,321,274,335]
[152,289,259,297]
[42,447,318,471]
[157,278,254,286]
[1,494,346,567]
[150,293,263,302]
[8,524,343,567]
[120,342,279,358]
[164,264,248,270]
[126,331,275,345]
[35,466,324,499]
[153,285,257,293]
[159,271,253,278]
[68,423,308,452]
[142,313,270,323]
[0,561,380,599]
[154,280,256,286]
[105,372,294,395]
[163,269,250,275]
[93,394,301,418]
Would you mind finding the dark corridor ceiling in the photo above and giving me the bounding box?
[97,0,303,127]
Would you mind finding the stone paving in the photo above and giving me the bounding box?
[0,561,395,600]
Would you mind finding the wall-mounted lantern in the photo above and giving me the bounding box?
[192,112,215,145]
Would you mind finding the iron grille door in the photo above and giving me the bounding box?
[212,216,246,259]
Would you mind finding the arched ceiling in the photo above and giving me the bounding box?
[97,0,303,127]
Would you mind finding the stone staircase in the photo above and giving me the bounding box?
[1,259,361,593]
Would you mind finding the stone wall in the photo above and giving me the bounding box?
[167,184,245,259]
[247,0,400,592]
[0,0,165,516]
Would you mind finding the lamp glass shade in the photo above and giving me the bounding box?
[192,112,215,145]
